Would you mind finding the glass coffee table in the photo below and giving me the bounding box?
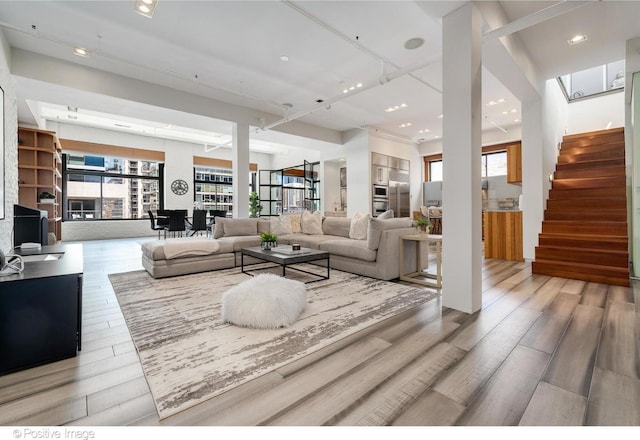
[240,246,330,283]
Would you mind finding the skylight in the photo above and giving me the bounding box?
[558,60,625,101]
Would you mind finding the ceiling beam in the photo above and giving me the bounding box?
[482,1,593,42]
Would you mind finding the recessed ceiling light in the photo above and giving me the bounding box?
[341,82,362,94]
[74,47,88,57]
[134,0,157,18]
[404,37,425,50]
[280,55,289,62]
[568,34,587,45]
[438,114,443,119]
[486,98,505,107]
[384,103,408,113]
[399,123,412,128]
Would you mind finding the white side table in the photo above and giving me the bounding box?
[399,234,442,288]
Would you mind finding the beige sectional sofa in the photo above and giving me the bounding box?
[142,212,418,280]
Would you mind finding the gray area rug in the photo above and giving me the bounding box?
[109,265,438,419]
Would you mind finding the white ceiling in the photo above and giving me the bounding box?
[1,1,639,153]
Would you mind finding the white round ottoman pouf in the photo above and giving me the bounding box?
[221,274,307,329]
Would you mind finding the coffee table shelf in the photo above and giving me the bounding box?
[241,246,330,283]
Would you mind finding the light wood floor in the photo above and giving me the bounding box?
[1,237,638,426]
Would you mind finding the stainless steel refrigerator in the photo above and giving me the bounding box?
[388,168,410,218]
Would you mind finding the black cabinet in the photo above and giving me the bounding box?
[0,244,83,375]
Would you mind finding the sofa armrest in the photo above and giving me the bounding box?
[375,227,417,279]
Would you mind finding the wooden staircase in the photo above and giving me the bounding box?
[531,127,630,287]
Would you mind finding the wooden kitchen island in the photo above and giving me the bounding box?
[483,210,523,262]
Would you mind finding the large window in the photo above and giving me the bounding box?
[482,151,507,177]
[425,149,508,181]
[193,166,257,215]
[64,154,161,220]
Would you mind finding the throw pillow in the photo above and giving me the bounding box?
[377,209,394,220]
[279,213,298,234]
[349,212,370,240]
[301,210,323,235]
[281,213,302,233]
[270,216,293,235]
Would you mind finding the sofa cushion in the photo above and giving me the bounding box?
[377,209,394,220]
[223,218,258,237]
[349,212,370,240]
[322,217,351,238]
[320,239,377,262]
[279,233,348,249]
[142,238,233,261]
[301,210,323,235]
[367,217,413,250]
[216,235,262,252]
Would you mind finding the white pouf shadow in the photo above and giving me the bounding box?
[221,273,307,329]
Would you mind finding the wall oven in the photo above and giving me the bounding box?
[372,199,389,217]
[373,184,388,199]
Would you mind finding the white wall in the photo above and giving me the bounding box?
[567,91,625,134]
[0,30,18,253]
[542,79,569,199]
[631,72,640,277]
[342,129,369,216]
[322,161,342,213]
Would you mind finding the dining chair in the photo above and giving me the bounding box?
[189,209,208,237]
[167,210,187,238]
[156,209,171,229]
[148,210,167,239]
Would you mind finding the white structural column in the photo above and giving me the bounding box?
[232,122,250,218]
[521,99,544,260]
[441,3,483,314]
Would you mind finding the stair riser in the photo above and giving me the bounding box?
[543,212,627,221]
[557,150,624,164]
[546,198,627,209]
[535,248,628,267]
[538,237,628,251]
[531,262,629,287]
[560,142,625,156]
[553,166,625,180]
[562,127,624,144]
[548,187,627,199]
[542,222,627,236]
[556,158,625,172]
[552,176,626,190]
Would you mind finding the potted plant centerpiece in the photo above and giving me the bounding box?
[260,231,278,250]
[413,216,431,234]
[39,191,56,204]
